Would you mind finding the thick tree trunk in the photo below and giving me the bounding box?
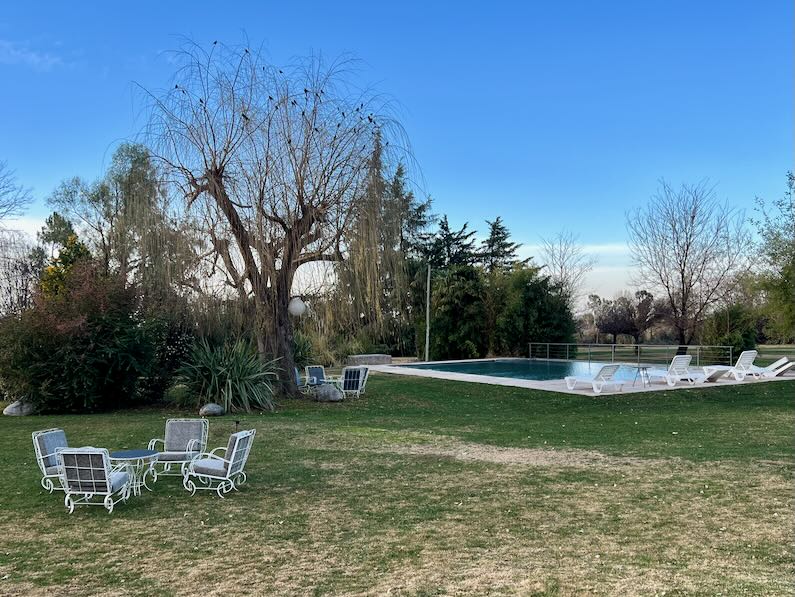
[256,284,300,398]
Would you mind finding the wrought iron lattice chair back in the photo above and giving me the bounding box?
[183,429,256,498]
[148,418,209,477]
[57,448,133,514]
[338,366,368,398]
[32,428,69,493]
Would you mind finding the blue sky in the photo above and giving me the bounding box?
[1,1,792,296]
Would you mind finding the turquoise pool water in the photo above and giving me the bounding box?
[402,359,637,381]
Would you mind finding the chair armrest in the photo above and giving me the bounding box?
[148,438,165,450]
[186,438,201,452]
[209,446,227,457]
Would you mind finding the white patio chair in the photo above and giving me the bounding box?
[57,448,133,514]
[565,364,624,394]
[32,428,69,493]
[749,357,793,378]
[294,367,315,394]
[646,355,703,386]
[703,350,760,382]
[183,429,256,498]
[148,418,209,477]
[331,366,368,398]
[305,365,328,386]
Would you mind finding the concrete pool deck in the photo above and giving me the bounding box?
[369,362,795,396]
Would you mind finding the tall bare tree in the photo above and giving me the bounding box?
[627,180,749,345]
[0,161,32,225]
[539,230,596,309]
[146,42,401,389]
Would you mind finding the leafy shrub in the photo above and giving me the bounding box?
[291,330,313,368]
[165,383,193,408]
[0,263,153,412]
[176,339,279,412]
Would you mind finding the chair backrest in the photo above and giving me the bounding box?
[32,428,68,473]
[306,365,325,383]
[57,448,112,494]
[341,366,366,391]
[668,355,692,375]
[164,419,209,452]
[734,350,758,370]
[360,367,370,391]
[595,364,621,381]
[225,429,256,477]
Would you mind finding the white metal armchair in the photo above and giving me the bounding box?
[32,428,69,493]
[183,429,256,498]
[57,448,133,514]
[148,418,209,477]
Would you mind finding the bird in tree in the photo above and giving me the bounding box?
[479,216,528,272]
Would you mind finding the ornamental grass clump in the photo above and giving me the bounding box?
[177,339,279,412]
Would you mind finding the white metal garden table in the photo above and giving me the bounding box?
[110,449,159,496]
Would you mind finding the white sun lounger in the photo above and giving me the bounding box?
[646,355,703,386]
[703,350,760,382]
[749,357,793,378]
[565,364,624,395]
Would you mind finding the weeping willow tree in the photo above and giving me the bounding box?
[305,139,432,359]
[46,142,204,305]
[146,42,409,390]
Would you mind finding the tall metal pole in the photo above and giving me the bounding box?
[424,263,431,362]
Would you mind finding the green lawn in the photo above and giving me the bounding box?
[1,376,793,595]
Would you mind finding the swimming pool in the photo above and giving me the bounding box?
[401,358,637,381]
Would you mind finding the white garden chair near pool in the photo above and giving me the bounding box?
[305,365,328,386]
[329,366,369,398]
[646,355,704,386]
[148,418,209,477]
[183,429,256,498]
[32,428,69,493]
[702,350,760,382]
[749,357,793,378]
[57,447,134,514]
[565,364,624,395]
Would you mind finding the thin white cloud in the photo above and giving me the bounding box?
[0,40,62,71]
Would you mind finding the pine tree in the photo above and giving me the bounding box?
[480,217,526,272]
[424,215,478,267]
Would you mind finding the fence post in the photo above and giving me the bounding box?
[566,344,569,360]
[637,345,641,367]
[611,344,615,363]
[546,343,550,359]
[729,346,733,366]
[588,344,591,365]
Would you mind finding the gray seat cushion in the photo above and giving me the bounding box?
[110,471,129,493]
[192,458,227,477]
[44,465,60,476]
[36,430,68,468]
[158,451,199,462]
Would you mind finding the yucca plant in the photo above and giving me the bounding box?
[177,339,280,412]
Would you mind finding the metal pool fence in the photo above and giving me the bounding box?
[528,343,735,367]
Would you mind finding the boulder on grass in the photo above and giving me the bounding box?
[313,383,344,402]
[3,400,35,416]
[199,403,225,416]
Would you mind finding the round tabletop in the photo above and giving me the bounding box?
[110,449,158,460]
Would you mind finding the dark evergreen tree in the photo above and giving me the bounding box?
[423,215,478,267]
[38,212,76,252]
[480,216,526,271]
